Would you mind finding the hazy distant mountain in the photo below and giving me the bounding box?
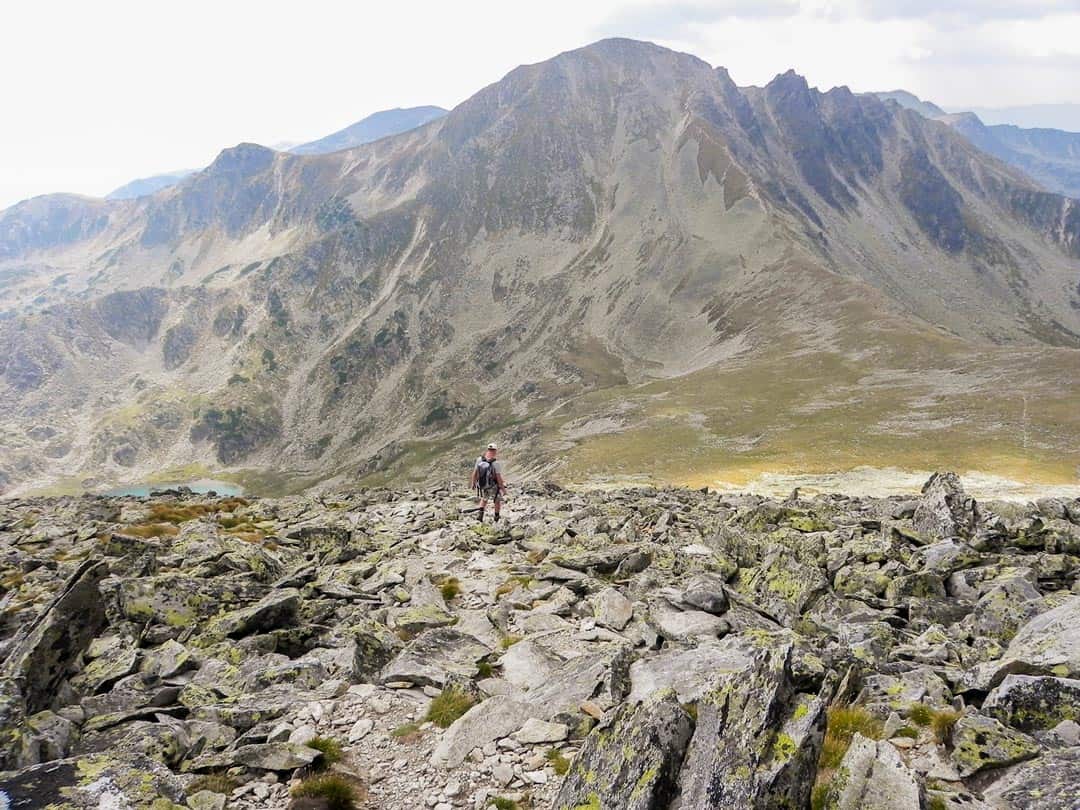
[105,170,196,200]
[98,107,448,203]
[960,103,1080,133]
[289,106,447,155]
[873,91,1080,198]
[874,90,945,120]
[2,39,1080,497]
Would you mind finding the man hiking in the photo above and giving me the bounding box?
[470,443,506,522]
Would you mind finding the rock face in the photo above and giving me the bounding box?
[0,559,108,769]
[913,472,980,540]
[832,733,921,809]
[998,596,1080,678]
[950,711,1040,777]
[983,673,1080,731]
[0,474,1077,808]
[677,641,831,809]
[553,690,692,810]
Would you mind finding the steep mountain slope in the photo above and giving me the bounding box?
[1,39,1080,497]
[873,90,1080,198]
[943,115,1080,199]
[290,105,448,155]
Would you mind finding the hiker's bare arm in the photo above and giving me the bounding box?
[470,469,478,488]
[496,473,506,491]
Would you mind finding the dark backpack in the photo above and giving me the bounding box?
[476,457,497,489]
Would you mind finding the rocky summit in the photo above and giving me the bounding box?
[0,472,1078,808]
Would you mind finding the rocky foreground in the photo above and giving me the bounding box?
[1,473,1079,809]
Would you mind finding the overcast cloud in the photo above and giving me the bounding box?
[2,0,1079,210]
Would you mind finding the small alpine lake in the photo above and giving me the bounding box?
[101,479,244,497]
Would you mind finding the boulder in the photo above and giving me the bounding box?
[553,689,692,810]
[513,717,568,744]
[648,599,729,642]
[950,711,1040,777]
[207,587,300,639]
[0,752,186,808]
[140,639,196,679]
[350,619,403,682]
[681,572,730,615]
[983,673,1080,732]
[736,548,827,624]
[499,640,564,691]
[997,596,1080,678]
[389,602,456,634]
[70,636,139,694]
[0,559,108,769]
[525,647,632,715]
[592,587,634,630]
[831,733,921,810]
[1,559,108,712]
[627,640,753,704]
[965,578,1043,645]
[432,695,537,768]
[913,471,979,540]
[982,748,1080,809]
[677,640,831,809]
[378,628,486,687]
[233,742,320,771]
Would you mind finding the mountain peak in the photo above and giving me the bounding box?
[207,143,277,173]
[289,106,448,155]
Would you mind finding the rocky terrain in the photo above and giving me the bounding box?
[1,472,1079,808]
[3,39,1080,497]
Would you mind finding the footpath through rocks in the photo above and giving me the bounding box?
[1,473,1079,809]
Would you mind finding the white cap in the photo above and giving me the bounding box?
[486,443,498,450]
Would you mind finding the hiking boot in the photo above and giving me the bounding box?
[493,513,501,522]
[476,512,484,523]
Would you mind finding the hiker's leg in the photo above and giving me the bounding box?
[493,493,502,521]
[477,498,487,521]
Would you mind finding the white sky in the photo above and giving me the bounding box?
[3,0,1080,210]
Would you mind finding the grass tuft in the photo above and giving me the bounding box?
[818,704,883,770]
[425,686,476,728]
[907,702,958,743]
[188,772,238,794]
[500,634,523,650]
[931,709,960,744]
[495,575,532,597]
[907,702,933,726]
[390,722,422,741]
[440,577,462,601]
[545,747,570,776]
[307,736,344,771]
[811,703,884,807]
[120,522,179,539]
[290,773,364,810]
[682,702,699,724]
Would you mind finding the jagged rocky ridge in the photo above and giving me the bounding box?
[0,473,1079,808]
[4,39,1080,495]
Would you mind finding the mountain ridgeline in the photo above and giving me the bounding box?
[1,38,1080,496]
[874,90,1080,199]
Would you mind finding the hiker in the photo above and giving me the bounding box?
[470,443,506,522]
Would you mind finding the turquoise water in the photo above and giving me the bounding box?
[102,479,244,497]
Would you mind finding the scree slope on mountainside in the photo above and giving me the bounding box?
[1,39,1080,496]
